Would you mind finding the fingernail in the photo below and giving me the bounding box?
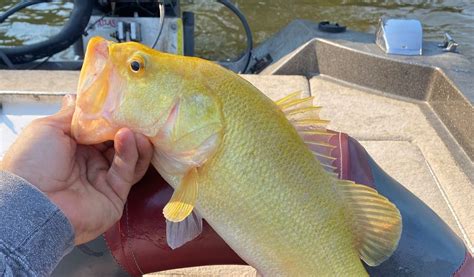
[62,94,76,107]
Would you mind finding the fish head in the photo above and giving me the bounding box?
[72,36,180,144]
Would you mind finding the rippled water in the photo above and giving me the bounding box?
[0,0,473,62]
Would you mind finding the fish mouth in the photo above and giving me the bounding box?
[72,37,119,144]
[72,108,118,144]
[77,37,111,105]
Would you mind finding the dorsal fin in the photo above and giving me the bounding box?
[277,92,402,265]
[337,180,402,266]
[275,91,337,175]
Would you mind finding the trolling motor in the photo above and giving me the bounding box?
[0,0,253,72]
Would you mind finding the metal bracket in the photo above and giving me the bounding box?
[438,33,458,52]
[113,21,142,42]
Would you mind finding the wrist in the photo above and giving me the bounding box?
[0,171,75,275]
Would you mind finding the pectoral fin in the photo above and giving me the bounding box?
[338,180,402,266]
[163,168,199,222]
[166,211,203,249]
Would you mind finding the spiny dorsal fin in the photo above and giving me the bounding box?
[275,91,337,175]
[338,180,402,266]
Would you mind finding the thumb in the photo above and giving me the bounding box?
[106,128,140,204]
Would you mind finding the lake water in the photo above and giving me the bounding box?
[0,0,473,62]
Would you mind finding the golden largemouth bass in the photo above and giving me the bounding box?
[72,37,402,276]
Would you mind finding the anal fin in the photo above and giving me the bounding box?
[338,180,402,266]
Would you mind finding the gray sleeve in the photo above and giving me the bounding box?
[0,171,75,276]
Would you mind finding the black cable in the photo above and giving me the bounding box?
[83,14,108,36]
[135,0,155,16]
[0,0,50,24]
[151,1,166,49]
[216,0,253,73]
[0,0,93,65]
[0,0,61,68]
[26,55,51,69]
[0,50,14,69]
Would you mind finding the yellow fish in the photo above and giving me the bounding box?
[72,37,402,276]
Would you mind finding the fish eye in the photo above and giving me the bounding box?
[128,55,145,74]
[130,60,141,72]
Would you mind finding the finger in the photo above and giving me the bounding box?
[133,133,153,182]
[106,128,139,204]
[104,148,115,164]
[61,94,76,109]
[84,147,110,184]
[46,94,77,132]
[92,140,114,152]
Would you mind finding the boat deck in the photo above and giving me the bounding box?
[0,70,472,276]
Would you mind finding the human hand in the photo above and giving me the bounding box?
[1,95,153,245]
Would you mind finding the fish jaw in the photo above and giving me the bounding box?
[71,108,118,144]
[72,37,121,144]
